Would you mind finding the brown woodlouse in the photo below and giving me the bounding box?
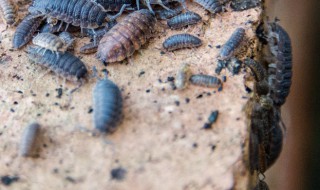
[163,34,202,51]
[28,0,128,30]
[190,74,222,88]
[167,11,201,29]
[19,122,40,157]
[175,63,191,90]
[12,14,44,49]
[32,33,65,53]
[97,9,156,63]
[267,22,292,107]
[0,0,16,26]
[27,45,88,82]
[93,73,123,133]
[219,27,246,60]
[194,0,230,14]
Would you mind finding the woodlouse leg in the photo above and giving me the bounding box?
[178,0,188,11]
[136,0,140,10]
[57,21,64,32]
[158,1,174,12]
[108,4,130,21]
[145,0,155,15]
[66,81,82,107]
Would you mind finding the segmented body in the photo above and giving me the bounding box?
[175,63,191,90]
[13,14,43,49]
[163,34,202,51]
[220,27,245,59]
[96,0,134,11]
[28,0,111,29]
[231,0,261,11]
[190,74,221,88]
[97,9,156,63]
[40,21,79,33]
[244,58,266,82]
[59,32,75,51]
[28,46,87,81]
[267,22,292,107]
[0,0,16,25]
[32,33,64,52]
[20,123,40,157]
[93,77,123,133]
[194,0,230,14]
[155,4,182,20]
[167,11,201,29]
[265,117,283,169]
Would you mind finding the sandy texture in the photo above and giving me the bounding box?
[0,1,262,190]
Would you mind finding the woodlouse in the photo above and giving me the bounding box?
[167,11,201,29]
[97,9,156,63]
[96,0,135,11]
[231,0,261,11]
[12,14,43,49]
[28,0,128,30]
[244,58,266,82]
[163,34,202,51]
[32,33,65,53]
[40,21,79,33]
[0,0,16,25]
[93,74,123,133]
[19,122,40,157]
[215,58,242,75]
[194,0,230,14]
[139,0,186,14]
[175,63,191,90]
[155,4,183,20]
[59,32,75,51]
[190,74,221,88]
[265,117,283,169]
[219,27,246,60]
[27,45,88,81]
[267,22,292,107]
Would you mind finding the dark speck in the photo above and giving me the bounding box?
[202,123,212,129]
[16,91,23,94]
[174,101,180,106]
[196,94,203,99]
[192,143,198,148]
[1,175,19,186]
[146,89,150,93]
[216,45,221,49]
[167,76,175,82]
[10,108,15,113]
[222,76,227,82]
[111,167,127,181]
[218,86,223,92]
[65,176,76,183]
[211,145,216,151]
[56,88,63,98]
[245,85,252,93]
[185,98,190,103]
[160,51,165,55]
[88,107,93,114]
[138,71,145,77]
[45,93,50,97]
[208,44,212,48]
[208,110,219,124]
[13,101,18,105]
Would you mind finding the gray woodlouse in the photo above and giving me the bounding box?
[32,33,65,53]
[12,14,44,49]
[27,45,88,82]
[163,34,202,51]
[59,32,75,51]
[194,0,230,14]
[231,0,261,12]
[155,4,183,20]
[97,9,156,63]
[19,122,40,157]
[0,0,16,26]
[167,11,201,29]
[28,0,128,30]
[267,22,292,107]
[219,27,246,60]
[93,74,123,133]
[175,63,191,90]
[190,74,221,88]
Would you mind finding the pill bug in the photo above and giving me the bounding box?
[27,45,87,81]
[19,122,40,157]
[97,9,156,63]
[267,22,292,107]
[190,74,221,88]
[163,34,202,51]
[194,0,230,14]
[28,0,128,30]
[253,180,269,190]
[12,14,44,49]
[219,27,246,60]
[0,0,16,26]
[155,4,182,20]
[32,33,65,53]
[95,0,135,11]
[167,11,201,29]
[231,0,261,12]
[175,63,191,90]
[93,73,123,133]
[59,32,75,51]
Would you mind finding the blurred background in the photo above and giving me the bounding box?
[265,0,320,189]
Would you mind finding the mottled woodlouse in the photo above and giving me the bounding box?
[27,45,88,82]
[167,11,201,29]
[28,0,128,30]
[163,34,202,51]
[0,0,16,25]
[190,74,221,88]
[194,0,230,14]
[32,33,65,53]
[175,63,191,90]
[12,14,43,49]
[219,27,246,60]
[267,22,292,107]
[59,32,75,51]
[19,122,40,157]
[97,9,156,63]
[93,74,123,133]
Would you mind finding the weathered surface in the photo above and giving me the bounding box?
[0,1,263,189]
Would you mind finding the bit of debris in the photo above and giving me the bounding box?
[110,167,127,181]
